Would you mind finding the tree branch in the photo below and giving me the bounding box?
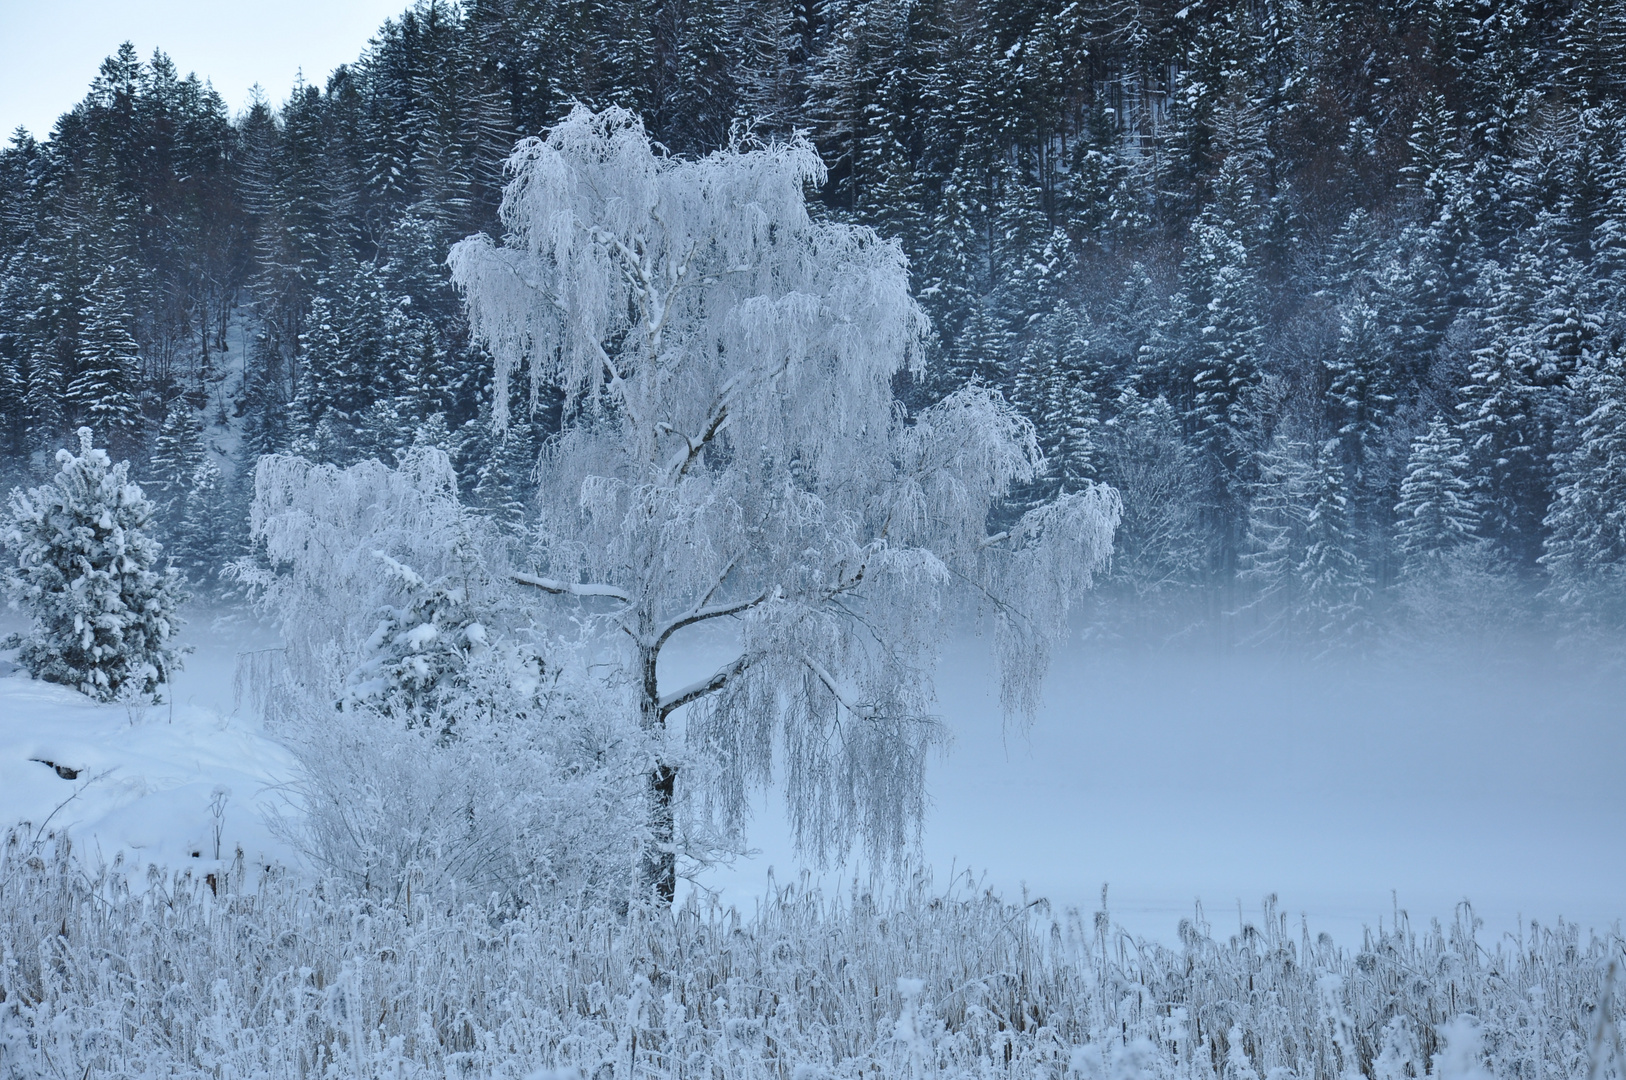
[653,586,770,654]
[662,403,731,479]
[800,654,874,718]
[658,654,750,720]
[512,572,632,604]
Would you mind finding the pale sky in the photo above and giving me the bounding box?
[0,0,412,142]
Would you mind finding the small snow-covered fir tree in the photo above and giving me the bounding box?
[2,427,186,701]
[345,551,493,733]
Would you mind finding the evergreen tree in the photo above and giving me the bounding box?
[65,269,144,452]
[1241,436,1314,639]
[2,427,186,701]
[1323,293,1400,505]
[1093,390,1205,605]
[1458,249,1573,566]
[1149,156,1267,580]
[472,412,538,529]
[147,397,206,520]
[176,456,231,589]
[345,551,491,735]
[1007,302,1108,516]
[1394,417,1480,576]
[1297,448,1372,644]
[1541,357,1626,615]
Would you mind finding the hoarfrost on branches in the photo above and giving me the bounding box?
[450,106,1120,896]
[237,447,647,906]
[236,446,479,701]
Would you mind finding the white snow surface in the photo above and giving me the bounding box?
[0,609,299,881]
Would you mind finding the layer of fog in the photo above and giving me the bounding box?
[10,603,1620,946]
[686,632,1626,945]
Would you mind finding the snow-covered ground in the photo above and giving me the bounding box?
[0,607,298,881]
[4,606,1622,945]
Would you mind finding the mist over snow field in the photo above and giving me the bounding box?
[666,630,1626,944]
[3,604,1619,945]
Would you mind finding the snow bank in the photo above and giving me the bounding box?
[0,660,300,880]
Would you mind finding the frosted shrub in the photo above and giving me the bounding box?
[287,677,645,907]
[2,839,1620,1080]
[234,446,483,701]
[1,427,186,701]
[237,447,647,907]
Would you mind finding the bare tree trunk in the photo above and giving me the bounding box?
[643,762,677,903]
[638,639,677,903]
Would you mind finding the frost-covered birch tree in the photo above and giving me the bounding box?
[449,107,1120,900]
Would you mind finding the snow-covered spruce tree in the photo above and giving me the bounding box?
[1092,391,1206,610]
[449,107,1120,900]
[2,428,185,701]
[1297,448,1373,645]
[1240,436,1313,641]
[1542,359,1626,623]
[1394,418,1518,639]
[1395,418,1480,577]
[344,551,492,735]
[64,270,145,454]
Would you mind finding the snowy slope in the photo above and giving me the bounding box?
[0,626,301,880]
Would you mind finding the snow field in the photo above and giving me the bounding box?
[0,609,299,885]
[0,675,299,883]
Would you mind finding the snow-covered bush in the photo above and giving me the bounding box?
[289,669,645,906]
[2,837,1620,1080]
[1,427,186,702]
[236,447,647,906]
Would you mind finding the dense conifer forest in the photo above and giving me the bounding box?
[5,0,1626,643]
